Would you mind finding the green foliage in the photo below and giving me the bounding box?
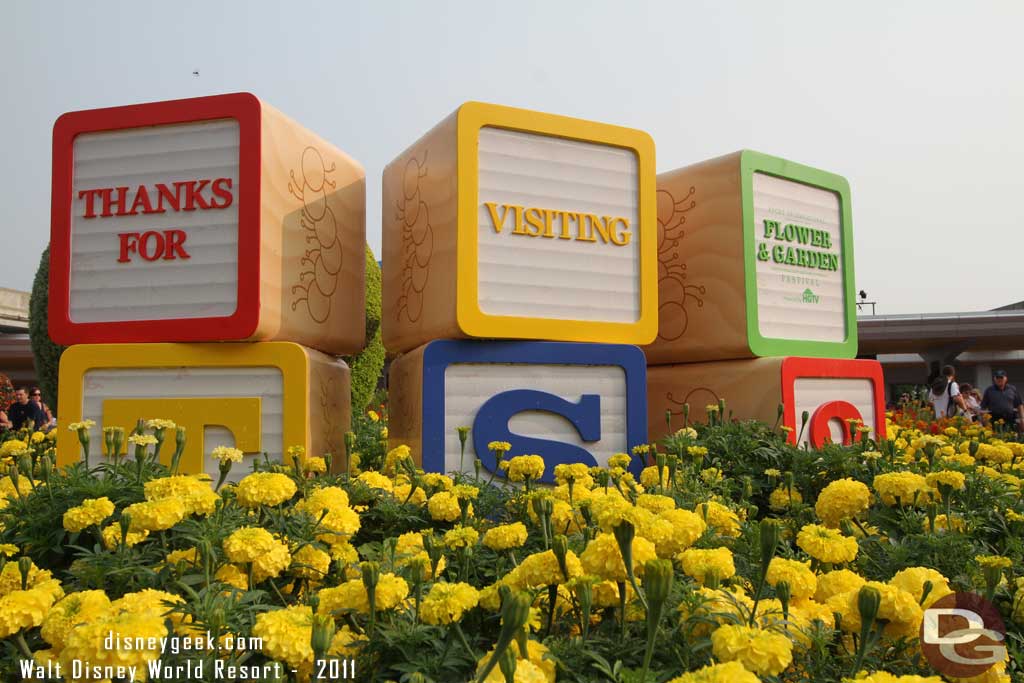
[28,245,65,409]
[345,245,385,413]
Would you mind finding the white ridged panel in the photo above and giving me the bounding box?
[443,363,627,474]
[792,377,877,448]
[477,127,640,322]
[752,173,845,342]
[80,367,282,481]
[69,120,241,322]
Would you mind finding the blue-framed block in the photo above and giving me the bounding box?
[388,340,648,483]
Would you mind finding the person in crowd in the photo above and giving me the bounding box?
[0,409,10,430]
[980,370,1024,433]
[929,364,967,419]
[7,387,47,430]
[959,382,982,421]
[30,387,55,429]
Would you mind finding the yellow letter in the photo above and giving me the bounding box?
[524,208,544,236]
[609,217,632,246]
[510,205,529,235]
[484,202,508,234]
[102,397,262,474]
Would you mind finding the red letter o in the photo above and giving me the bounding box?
[138,231,165,261]
[808,400,863,447]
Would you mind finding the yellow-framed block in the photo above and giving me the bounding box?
[383,101,657,353]
[56,342,350,476]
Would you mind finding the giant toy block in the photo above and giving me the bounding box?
[49,93,366,355]
[647,357,884,448]
[644,151,856,365]
[56,342,351,477]
[388,340,648,482]
[381,102,657,354]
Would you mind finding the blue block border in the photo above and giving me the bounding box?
[420,340,649,477]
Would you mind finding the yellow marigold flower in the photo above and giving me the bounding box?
[428,490,469,522]
[478,656,547,683]
[766,558,817,600]
[889,567,953,608]
[0,544,17,557]
[925,514,966,533]
[302,456,327,474]
[608,453,632,470]
[60,610,166,676]
[976,555,1013,570]
[874,472,929,506]
[211,445,243,463]
[394,532,445,579]
[796,524,859,564]
[40,590,110,650]
[640,465,670,489]
[66,420,96,432]
[553,462,594,488]
[356,470,394,492]
[30,431,46,443]
[62,497,115,533]
[223,527,281,564]
[123,498,186,532]
[842,672,943,683]
[215,564,248,591]
[101,524,148,549]
[296,486,360,542]
[925,470,966,492]
[476,639,555,683]
[235,472,297,508]
[508,455,545,482]
[367,410,380,422]
[701,467,723,483]
[579,532,656,583]
[666,660,761,683]
[636,493,676,514]
[291,544,330,580]
[127,433,157,447]
[164,547,199,568]
[697,500,742,537]
[392,482,427,505]
[815,478,872,527]
[1006,509,1024,523]
[509,549,583,588]
[383,445,411,474]
[144,475,219,516]
[827,581,921,635]
[252,605,315,678]
[814,569,866,603]
[483,522,528,551]
[0,439,28,458]
[487,441,512,453]
[0,584,63,638]
[420,582,479,625]
[710,623,793,677]
[769,486,802,511]
[678,547,736,585]
[653,509,706,557]
[443,525,479,550]
[317,574,409,615]
[144,418,176,431]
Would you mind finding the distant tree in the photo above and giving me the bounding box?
[345,245,385,413]
[28,245,66,411]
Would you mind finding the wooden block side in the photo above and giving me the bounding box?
[644,153,751,365]
[387,344,426,467]
[305,349,352,474]
[647,357,783,444]
[382,112,461,354]
[256,100,367,355]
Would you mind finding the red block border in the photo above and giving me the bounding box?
[48,93,262,344]
[780,357,886,446]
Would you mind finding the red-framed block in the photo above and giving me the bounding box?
[648,356,885,448]
[49,93,365,355]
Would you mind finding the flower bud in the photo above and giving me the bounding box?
[612,520,636,579]
[310,613,336,660]
[857,585,881,627]
[840,518,857,537]
[920,580,934,606]
[644,559,673,606]
[17,556,32,590]
[500,591,532,633]
[175,425,187,448]
[969,440,980,457]
[361,561,380,591]
[759,519,780,570]
[551,535,569,581]
[457,426,470,447]
[776,580,791,616]
[497,646,517,683]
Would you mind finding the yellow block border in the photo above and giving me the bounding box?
[454,101,658,344]
[56,342,310,467]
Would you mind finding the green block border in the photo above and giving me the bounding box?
[739,150,857,358]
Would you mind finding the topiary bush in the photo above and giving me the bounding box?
[28,245,66,410]
[345,245,385,413]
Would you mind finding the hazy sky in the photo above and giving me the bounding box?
[3,1,1022,314]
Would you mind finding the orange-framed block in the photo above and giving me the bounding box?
[56,342,351,476]
[382,101,657,353]
[648,356,885,448]
[49,93,365,355]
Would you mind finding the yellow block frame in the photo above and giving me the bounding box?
[455,102,658,345]
[56,342,311,467]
